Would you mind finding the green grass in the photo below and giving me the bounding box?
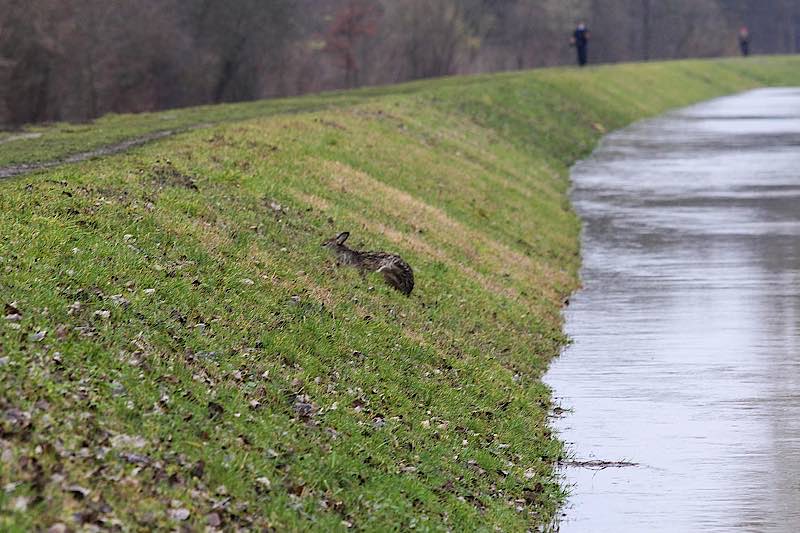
[2,56,800,531]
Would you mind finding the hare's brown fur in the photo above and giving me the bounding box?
[321,232,414,295]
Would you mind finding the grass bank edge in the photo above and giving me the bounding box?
[2,55,800,169]
[2,57,800,531]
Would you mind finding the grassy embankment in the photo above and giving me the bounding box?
[2,56,800,531]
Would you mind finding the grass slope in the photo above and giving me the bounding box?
[2,56,800,531]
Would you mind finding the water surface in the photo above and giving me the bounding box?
[546,88,800,532]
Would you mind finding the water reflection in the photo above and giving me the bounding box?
[545,88,800,532]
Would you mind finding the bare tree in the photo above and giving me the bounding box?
[324,1,380,87]
[642,0,652,60]
[386,0,472,79]
[186,0,295,103]
[4,0,800,128]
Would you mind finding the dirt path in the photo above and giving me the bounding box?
[0,127,206,180]
[0,132,43,145]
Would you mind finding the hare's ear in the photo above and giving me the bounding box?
[336,232,350,245]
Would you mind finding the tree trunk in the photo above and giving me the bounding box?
[642,0,651,61]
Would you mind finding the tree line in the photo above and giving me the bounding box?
[1,0,799,127]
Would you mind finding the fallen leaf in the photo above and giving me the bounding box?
[5,408,31,429]
[110,294,130,307]
[293,395,316,419]
[119,452,151,465]
[190,460,205,478]
[55,324,70,339]
[64,484,90,499]
[11,496,29,511]
[168,508,190,521]
[110,434,148,449]
[207,402,224,419]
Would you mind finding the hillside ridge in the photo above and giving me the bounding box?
[2,57,800,531]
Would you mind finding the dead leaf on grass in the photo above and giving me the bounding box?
[64,484,90,500]
[119,452,151,466]
[109,294,130,307]
[55,324,70,339]
[4,302,21,316]
[168,508,190,521]
[293,395,316,419]
[110,434,148,449]
[208,401,224,419]
[10,495,29,511]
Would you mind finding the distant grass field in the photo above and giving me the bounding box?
[2,56,800,531]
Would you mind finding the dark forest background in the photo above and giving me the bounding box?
[2,0,799,128]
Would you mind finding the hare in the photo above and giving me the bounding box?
[321,231,414,295]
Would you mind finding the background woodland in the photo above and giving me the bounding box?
[2,0,799,127]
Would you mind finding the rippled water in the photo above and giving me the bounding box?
[545,88,800,532]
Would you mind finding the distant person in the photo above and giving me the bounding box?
[739,26,750,56]
[571,22,590,67]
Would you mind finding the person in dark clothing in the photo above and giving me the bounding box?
[739,26,750,56]
[571,22,590,66]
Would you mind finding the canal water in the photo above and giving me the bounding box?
[545,88,800,532]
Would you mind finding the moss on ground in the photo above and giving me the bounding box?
[2,56,800,531]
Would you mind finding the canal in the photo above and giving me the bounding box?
[546,88,800,532]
